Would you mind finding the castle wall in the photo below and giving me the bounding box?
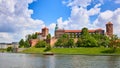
[29,39,39,47]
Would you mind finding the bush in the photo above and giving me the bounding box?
[35,40,47,48]
[7,47,13,52]
[44,44,51,52]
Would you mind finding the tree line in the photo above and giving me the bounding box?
[19,33,51,48]
[55,27,119,48]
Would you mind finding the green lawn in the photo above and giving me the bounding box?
[22,48,46,54]
[21,47,120,55]
[0,49,6,52]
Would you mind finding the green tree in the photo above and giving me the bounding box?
[7,47,13,52]
[70,33,73,38]
[109,35,119,52]
[55,38,63,47]
[55,34,69,47]
[32,33,38,39]
[27,34,32,40]
[81,27,89,36]
[47,33,51,39]
[74,33,76,38]
[61,33,69,38]
[76,38,83,47]
[19,39,25,48]
[44,44,51,52]
[24,40,30,48]
[67,38,74,48]
[80,27,98,47]
[35,40,47,48]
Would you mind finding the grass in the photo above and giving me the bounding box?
[21,47,120,55]
[22,47,46,54]
[0,49,6,52]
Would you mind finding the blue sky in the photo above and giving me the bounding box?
[29,0,120,25]
[29,0,71,25]
[0,0,120,43]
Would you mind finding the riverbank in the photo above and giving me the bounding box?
[0,49,6,52]
[21,47,120,55]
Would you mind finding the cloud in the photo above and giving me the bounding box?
[66,0,92,8]
[57,0,120,37]
[56,0,101,30]
[0,0,45,43]
[93,8,120,36]
[0,33,14,43]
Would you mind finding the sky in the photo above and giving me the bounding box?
[0,0,120,43]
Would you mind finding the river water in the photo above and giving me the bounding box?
[0,53,120,68]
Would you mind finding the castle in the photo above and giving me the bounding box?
[30,22,113,47]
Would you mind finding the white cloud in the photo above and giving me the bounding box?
[67,0,92,8]
[93,8,120,36]
[56,1,101,30]
[0,33,14,43]
[87,4,101,16]
[0,0,45,43]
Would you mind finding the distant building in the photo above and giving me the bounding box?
[54,22,111,38]
[29,27,49,47]
[0,42,18,49]
[106,22,113,37]
[37,27,49,40]
[55,28,104,38]
[29,22,114,47]
[0,43,8,49]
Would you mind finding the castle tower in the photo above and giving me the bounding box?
[55,24,58,31]
[42,27,49,37]
[106,22,113,37]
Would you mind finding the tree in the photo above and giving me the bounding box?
[79,27,98,47]
[35,40,47,48]
[47,33,51,39]
[109,35,120,52]
[66,38,74,48]
[32,33,38,39]
[24,40,30,48]
[74,33,76,38]
[70,33,73,38]
[27,34,32,40]
[92,33,110,47]
[76,38,83,47]
[7,47,13,52]
[55,38,63,47]
[81,27,89,36]
[19,39,25,48]
[55,34,69,47]
[61,33,69,38]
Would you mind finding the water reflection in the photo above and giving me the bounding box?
[42,55,55,68]
[108,56,120,68]
[0,53,120,68]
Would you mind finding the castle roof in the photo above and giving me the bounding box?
[64,29,103,33]
[64,30,81,33]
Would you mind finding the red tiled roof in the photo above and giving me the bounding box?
[96,28,103,31]
[64,30,81,33]
[64,30,96,33]
[88,30,96,32]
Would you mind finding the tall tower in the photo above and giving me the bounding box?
[106,22,113,37]
[42,27,49,37]
[55,24,58,31]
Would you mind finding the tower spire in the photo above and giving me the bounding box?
[55,23,58,31]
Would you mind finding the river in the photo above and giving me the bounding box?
[0,53,120,68]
